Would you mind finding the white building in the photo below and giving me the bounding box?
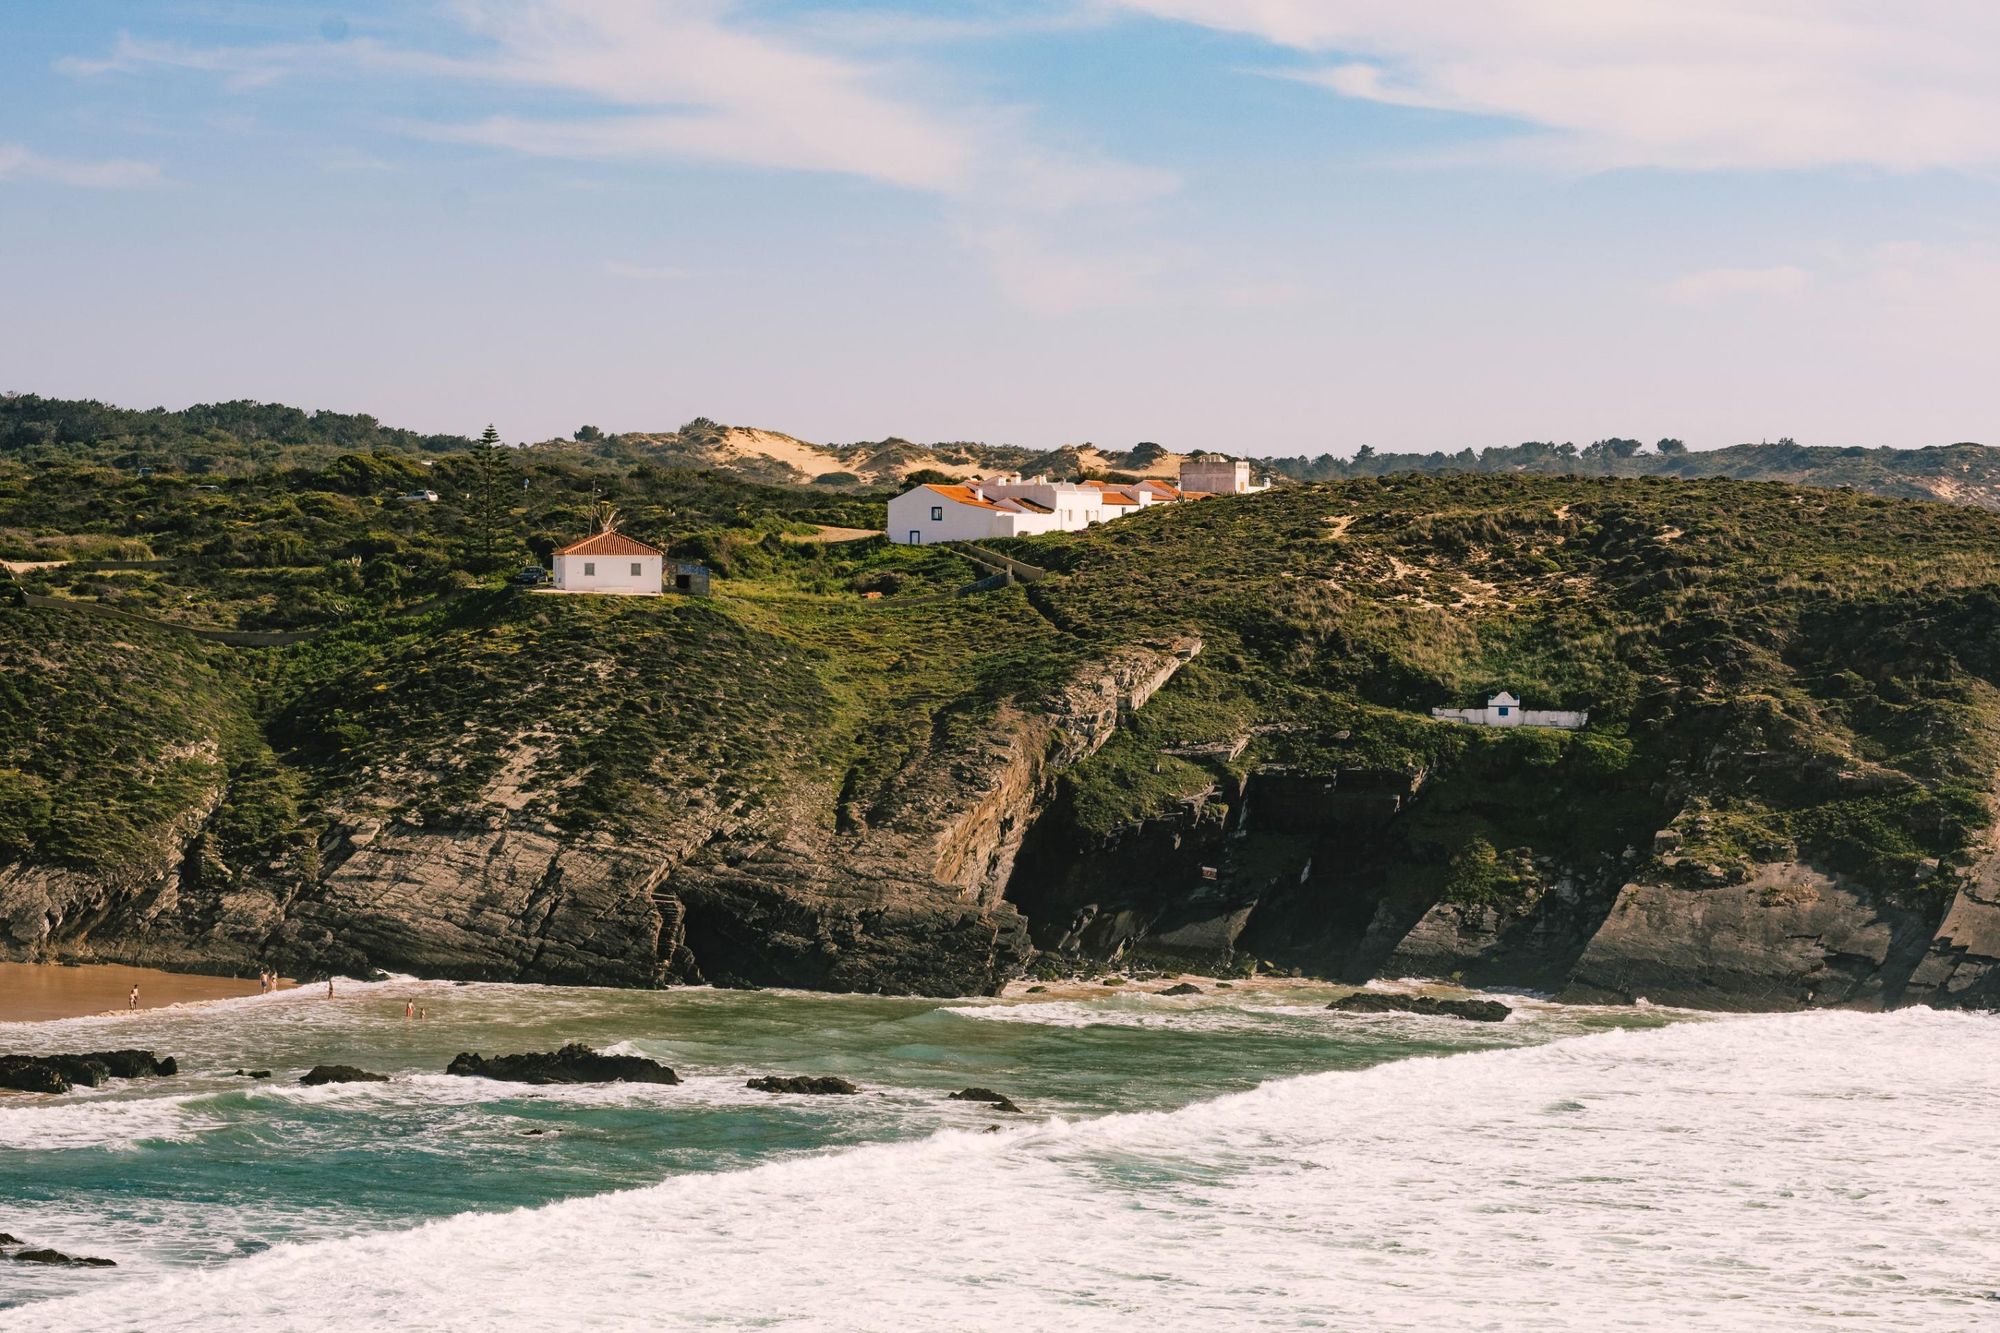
[888,483,1053,544]
[1431,691,1589,730]
[888,473,1189,545]
[1178,457,1271,495]
[551,530,664,594]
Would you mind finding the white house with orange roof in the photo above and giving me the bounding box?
[888,482,1053,544]
[888,473,1185,545]
[551,529,665,593]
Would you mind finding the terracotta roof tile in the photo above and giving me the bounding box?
[923,483,1008,512]
[554,530,663,557]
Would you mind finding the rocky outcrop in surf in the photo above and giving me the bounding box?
[0,1049,178,1094]
[446,1044,679,1085]
[299,1065,388,1086]
[746,1075,858,1095]
[1329,993,1512,1022]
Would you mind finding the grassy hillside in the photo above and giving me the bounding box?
[0,454,886,632]
[8,464,2000,993]
[1005,475,2000,906]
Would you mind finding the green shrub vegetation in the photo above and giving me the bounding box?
[6,466,2000,927]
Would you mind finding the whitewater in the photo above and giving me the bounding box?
[4,988,1994,1331]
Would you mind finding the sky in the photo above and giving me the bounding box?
[3,1,1998,455]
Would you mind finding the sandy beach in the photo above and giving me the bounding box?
[0,962,288,1023]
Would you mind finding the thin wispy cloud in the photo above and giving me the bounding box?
[0,143,160,188]
[1663,265,1809,307]
[603,259,689,280]
[1111,0,2000,171]
[60,1,1178,310]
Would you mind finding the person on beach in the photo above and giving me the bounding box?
[406,1000,414,1020]
[326,977,335,998]
[128,984,139,1010]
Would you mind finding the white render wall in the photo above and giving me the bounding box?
[1432,699,1589,730]
[1179,459,1270,495]
[553,552,663,593]
[888,489,1017,544]
[977,479,1108,529]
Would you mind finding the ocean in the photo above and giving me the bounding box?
[2,978,1995,1329]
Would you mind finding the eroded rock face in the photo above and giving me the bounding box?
[1900,817,2000,1011]
[445,1044,678,1085]
[1559,863,1937,1011]
[1,642,1198,1000]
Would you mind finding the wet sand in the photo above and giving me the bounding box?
[0,963,288,1023]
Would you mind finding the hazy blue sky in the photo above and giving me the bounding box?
[5,2,1998,454]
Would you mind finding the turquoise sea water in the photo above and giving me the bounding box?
[4,978,1996,1329]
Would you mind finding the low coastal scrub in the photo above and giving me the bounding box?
[6,465,2000,964]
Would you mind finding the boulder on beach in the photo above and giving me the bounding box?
[1328,992,1512,1022]
[299,1064,389,1086]
[445,1043,679,1085]
[1158,983,1202,996]
[746,1075,859,1096]
[948,1087,1022,1113]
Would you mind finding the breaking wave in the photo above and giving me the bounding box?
[9,1009,1996,1331]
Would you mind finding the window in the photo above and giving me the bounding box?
[630,562,642,577]
[930,506,943,521]
[583,562,595,576]
[1497,706,1510,717]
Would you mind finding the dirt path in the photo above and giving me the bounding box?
[790,525,882,544]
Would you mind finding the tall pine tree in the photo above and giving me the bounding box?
[463,424,516,570]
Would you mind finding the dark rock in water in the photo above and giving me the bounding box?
[948,1087,1022,1113]
[5,1248,116,1268]
[299,1064,389,1085]
[1214,982,1234,989]
[0,1233,18,1245]
[1329,992,1512,1022]
[1158,983,1202,996]
[0,1057,75,1094]
[445,1043,679,1085]
[230,1069,273,1079]
[0,1050,178,1094]
[746,1075,859,1095]
[78,1050,177,1079]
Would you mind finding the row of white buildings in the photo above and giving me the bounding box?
[887,457,1269,545]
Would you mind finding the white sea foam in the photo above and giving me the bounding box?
[9,1008,1996,1331]
[0,1092,219,1152]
